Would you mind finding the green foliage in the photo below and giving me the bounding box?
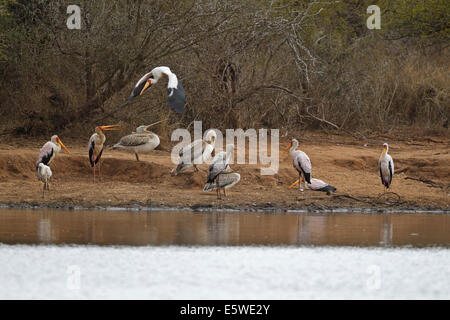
[383,0,449,43]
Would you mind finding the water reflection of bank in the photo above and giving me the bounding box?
[0,209,448,247]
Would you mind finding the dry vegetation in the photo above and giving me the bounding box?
[0,0,448,141]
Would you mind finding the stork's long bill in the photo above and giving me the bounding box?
[282,141,293,156]
[99,124,120,132]
[140,78,152,96]
[56,137,70,154]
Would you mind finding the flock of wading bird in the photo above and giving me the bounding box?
[35,66,395,200]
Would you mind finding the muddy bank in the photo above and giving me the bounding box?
[0,134,449,212]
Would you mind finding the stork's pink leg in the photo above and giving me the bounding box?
[93,161,96,184]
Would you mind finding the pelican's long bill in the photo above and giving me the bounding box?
[100,124,120,131]
[56,138,70,155]
[288,179,300,189]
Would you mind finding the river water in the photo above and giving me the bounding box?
[0,208,448,247]
[0,208,448,299]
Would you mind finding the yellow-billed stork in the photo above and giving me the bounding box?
[379,143,394,192]
[36,135,70,169]
[120,66,186,114]
[88,125,119,183]
[283,138,312,192]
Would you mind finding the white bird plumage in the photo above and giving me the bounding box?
[379,143,394,192]
[36,135,70,169]
[112,125,160,161]
[37,163,52,198]
[172,130,217,175]
[122,66,186,114]
[284,138,312,192]
[203,144,237,199]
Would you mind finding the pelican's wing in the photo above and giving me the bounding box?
[117,134,152,147]
[203,172,240,192]
[206,152,228,183]
[36,142,54,169]
[179,139,204,163]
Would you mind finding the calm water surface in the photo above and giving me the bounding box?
[0,208,448,247]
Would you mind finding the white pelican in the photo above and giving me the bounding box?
[36,135,70,169]
[37,163,52,198]
[283,138,312,192]
[112,125,160,161]
[379,143,394,192]
[203,171,241,198]
[88,125,119,183]
[289,178,336,195]
[203,144,235,199]
[120,66,185,114]
[172,130,217,175]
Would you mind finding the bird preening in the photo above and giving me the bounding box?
[203,144,239,199]
[172,130,217,176]
[120,66,186,115]
[88,125,120,183]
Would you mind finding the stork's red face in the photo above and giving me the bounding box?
[140,78,153,96]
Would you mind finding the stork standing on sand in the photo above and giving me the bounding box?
[379,143,394,192]
[172,130,217,175]
[88,125,119,183]
[290,178,336,195]
[203,144,236,199]
[112,124,160,161]
[36,135,70,169]
[120,66,186,114]
[37,163,52,199]
[283,138,312,192]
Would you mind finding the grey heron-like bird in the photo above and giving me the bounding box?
[88,125,119,183]
[112,124,160,161]
[203,144,235,199]
[379,143,394,192]
[120,66,186,114]
[283,138,312,192]
[36,135,70,169]
[172,130,217,175]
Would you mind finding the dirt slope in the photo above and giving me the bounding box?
[0,133,448,211]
